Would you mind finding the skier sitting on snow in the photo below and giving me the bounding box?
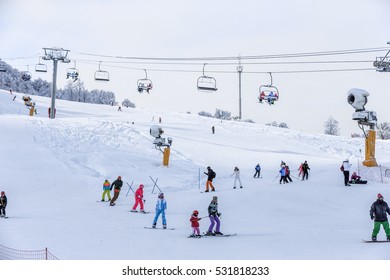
[350,172,361,183]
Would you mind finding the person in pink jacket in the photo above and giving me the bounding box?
[131,184,145,213]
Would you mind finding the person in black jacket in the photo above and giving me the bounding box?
[204,166,216,192]
[109,176,123,206]
[301,161,310,180]
[370,193,390,241]
[0,191,7,217]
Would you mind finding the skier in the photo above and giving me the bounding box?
[301,160,310,181]
[279,165,288,184]
[109,176,123,206]
[211,126,215,134]
[204,166,216,192]
[131,184,145,213]
[298,163,303,178]
[370,193,390,241]
[0,191,7,217]
[190,210,202,237]
[205,196,222,235]
[101,179,111,202]
[152,193,167,229]
[340,159,351,186]
[285,165,293,183]
[350,172,361,183]
[254,164,261,178]
[231,166,243,189]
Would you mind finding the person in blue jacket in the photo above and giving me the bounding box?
[152,193,167,229]
[279,165,288,184]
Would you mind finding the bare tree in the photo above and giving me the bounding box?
[378,122,390,140]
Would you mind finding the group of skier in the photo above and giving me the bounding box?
[190,196,223,237]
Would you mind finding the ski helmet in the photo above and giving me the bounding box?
[158,193,164,199]
[378,193,384,199]
[118,176,122,180]
[140,184,144,188]
[1,191,4,195]
[193,210,199,215]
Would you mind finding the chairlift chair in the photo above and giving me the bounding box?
[258,73,279,105]
[35,57,47,73]
[94,61,110,82]
[66,61,79,81]
[21,66,32,81]
[137,69,153,93]
[197,64,218,92]
[373,42,390,72]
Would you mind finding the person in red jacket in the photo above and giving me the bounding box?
[190,210,202,237]
[131,184,145,213]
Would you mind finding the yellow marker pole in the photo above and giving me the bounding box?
[163,147,170,166]
[363,129,377,167]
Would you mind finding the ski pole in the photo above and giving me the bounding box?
[272,174,279,182]
[150,176,162,194]
[126,181,134,197]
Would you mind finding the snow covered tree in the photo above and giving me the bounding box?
[378,122,390,140]
[198,111,213,118]
[324,116,340,136]
[214,108,231,120]
[122,99,136,108]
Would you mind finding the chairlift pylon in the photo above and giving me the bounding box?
[258,72,279,105]
[67,60,79,82]
[137,69,153,93]
[197,63,217,92]
[21,65,32,81]
[373,43,390,72]
[94,61,110,82]
[35,57,47,73]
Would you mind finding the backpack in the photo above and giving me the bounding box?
[340,165,344,172]
[212,171,216,178]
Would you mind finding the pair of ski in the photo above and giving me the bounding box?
[130,210,150,214]
[188,233,237,238]
[144,226,175,230]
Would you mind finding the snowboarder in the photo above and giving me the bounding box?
[190,210,202,237]
[340,159,351,186]
[350,172,361,183]
[301,160,310,180]
[279,165,288,184]
[109,176,123,206]
[101,179,111,201]
[0,191,7,217]
[204,166,216,192]
[205,196,222,235]
[285,165,293,183]
[254,164,261,178]
[370,193,390,241]
[231,166,243,189]
[131,184,145,213]
[152,193,167,229]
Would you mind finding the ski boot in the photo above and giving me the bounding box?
[387,236,390,241]
[372,236,377,242]
[163,225,167,229]
[130,210,137,212]
[140,210,146,213]
[204,231,214,236]
[152,223,156,228]
[214,231,223,236]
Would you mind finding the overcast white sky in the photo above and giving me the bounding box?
[1,0,390,136]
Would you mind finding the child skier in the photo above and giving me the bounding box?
[101,179,111,201]
[279,165,288,184]
[152,193,167,229]
[231,166,243,189]
[205,196,223,235]
[370,193,390,241]
[0,191,7,218]
[131,184,145,213]
[190,210,202,237]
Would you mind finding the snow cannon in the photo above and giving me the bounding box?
[150,125,172,167]
[347,88,377,167]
